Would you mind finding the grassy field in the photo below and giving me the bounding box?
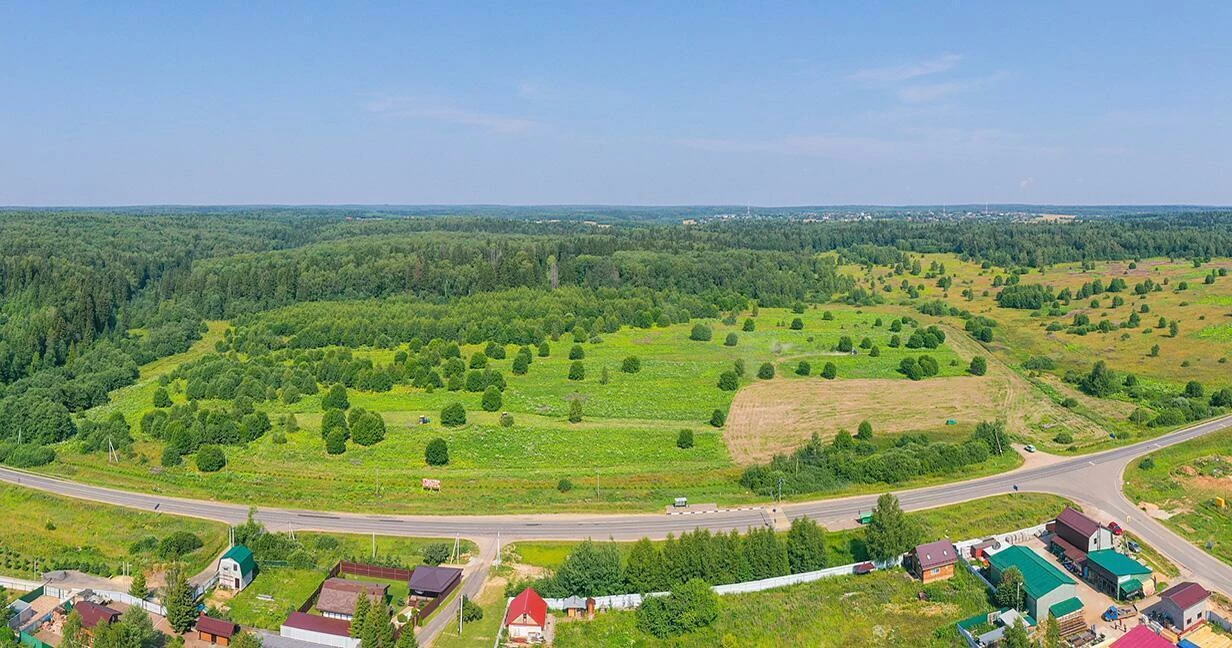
[45,306,1042,514]
[1124,427,1232,567]
[0,482,227,579]
[553,567,989,647]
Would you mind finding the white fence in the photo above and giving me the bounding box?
[1209,611,1232,633]
[91,589,167,616]
[0,576,43,592]
[543,521,1050,611]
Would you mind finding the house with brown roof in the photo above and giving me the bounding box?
[73,601,120,634]
[1155,581,1211,633]
[408,565,463,599]
[196,614,240,645]
[908,539,959,583]
[316,578,388,621]
[280,611,360,648]
[1049,507,1114,566]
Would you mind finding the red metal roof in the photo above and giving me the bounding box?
[196,614,238,638]
[1109,625,1176,648]
[282,611,352,637]
[73,601,120,629]
[1057,507,1101,538]
[914,539,958,570]
[1159,581,1211,610]
[505,588,547,628]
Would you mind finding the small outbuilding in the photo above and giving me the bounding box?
[196,614,240,645]
[908,539,959,583]
[1156,581,1211,634]
[1051,507,1115,560]
[218,544,257,591]
[408,565,462,598]
[505,588,547,644]
[74,601,120,633]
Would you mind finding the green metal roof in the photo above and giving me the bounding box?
[1120,578,1144,595]
[222,544,256,575]
[1086,550,1151,577]
[988,546,1075,599]
[1049,597,1084,619]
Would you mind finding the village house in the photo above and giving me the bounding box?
[73,601,121,638]
[1083,549,1152,600]
[505,588,548,644]
[1049,507,1115,568]
[407,565,462,599]
[1155,581,1211,634]
[1109,625,1176,648]
[281,611,360,648]
[908,539,959,583]
[196,614,240,646]
[316,578,388,621]
[988,546,1084,626]
[218,544,257,591]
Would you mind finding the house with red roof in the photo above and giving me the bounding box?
[505,588,548,643]
[73,601,120,635]
[196,614,240,645]
[1155,581,1211,633]
[1109,625,1175,648]
[908,538,959,583]
[1050,507,1115,566]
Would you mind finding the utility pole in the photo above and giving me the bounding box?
[595,470,599,499]
[494,532,502,567]
[371,532,376,560]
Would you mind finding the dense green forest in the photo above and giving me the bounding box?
[3,208,1232,464]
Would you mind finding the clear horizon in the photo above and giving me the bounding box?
[3,2,1229,206]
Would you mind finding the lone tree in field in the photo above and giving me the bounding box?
[820,362,837,379]
[568,361,586,381]
[441,402,467,427]
[538,341,551,357]
[742,318,755,331]
[676,429,694,449]
[322,383,349,410]
[757,362,775,379]
[690,323,712,341]
[621,356,641,373]
[795,361,811,376]
[481,385,502,411]
[425,438,449,465]
[790,317,804,330]
[856,420,873,440]
[195,445,227,472]
[709,409,726,427]
[569,344,585,360]
[568,399,584,423]
[717,371,739,391]
[969,355,988,376]
[724,332,738,346]
[864,493,918,563]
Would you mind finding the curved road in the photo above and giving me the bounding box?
[1,414,1229,642]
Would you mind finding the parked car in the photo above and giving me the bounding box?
[1024,444,1036,453]
[1126,540,1141,553]
[1107,521,1123,535]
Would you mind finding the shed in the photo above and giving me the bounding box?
[505,588,547,644]
[909,539,959,583]
[1084,550,1151,599]
[197,614,240,645]
[1053,507,1114,554]
[408,566,462,598]
[281,611,359,648]
[1156,581,1211,633]
[987,545,1079,621]
[316,579,388,620]
[219,544,257,591]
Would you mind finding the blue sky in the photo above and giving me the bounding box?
[2,2,1229,206]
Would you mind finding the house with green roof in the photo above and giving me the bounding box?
[218,544,256,591]
[988,545,1082,622]
[1084,549,1151,600]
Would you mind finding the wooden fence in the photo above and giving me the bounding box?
[339,561,414,581]
[410,574,461,627]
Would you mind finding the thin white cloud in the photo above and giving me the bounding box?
[366,97,544,136]
[851,54,962,84]
[897,82,965,104]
